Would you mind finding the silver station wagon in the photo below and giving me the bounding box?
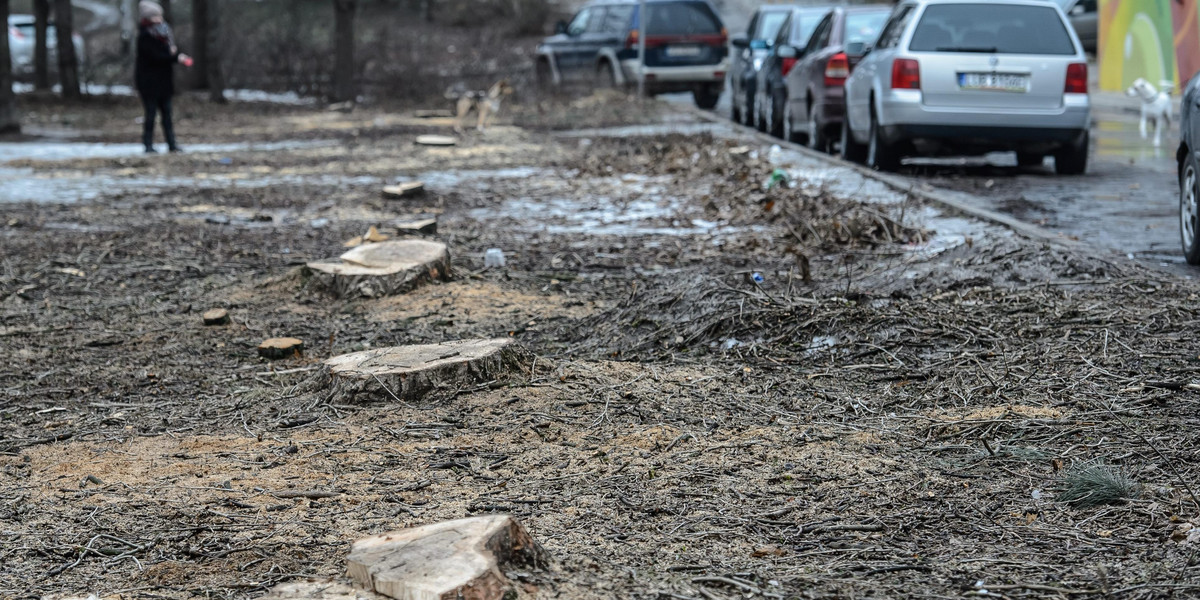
[841,0,1090,174]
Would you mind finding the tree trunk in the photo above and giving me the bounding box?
[33,0,50,90]
[332,0,356,102]
[420,0,433,22]
[160,0,172,24]
[192,0,209,89]
[205,0,225,102]
[120,0,136,57]
[52,0,80,98]
[0,0,18,133]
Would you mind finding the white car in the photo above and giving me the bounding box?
[841,0,1090,174]
[8,14,86,79]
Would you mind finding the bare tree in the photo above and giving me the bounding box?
[333,0,357,102]
[0,0,18,133]
[52,0,81,98]
[192,0,210,89]
[205,0,225,103]
[34,0,50,90]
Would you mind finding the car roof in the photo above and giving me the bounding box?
[842,4,894,13]
[757,4,800,13]
[584,0,715,5]
[901,0,1065,5]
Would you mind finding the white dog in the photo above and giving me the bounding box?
[1125,78,1173,147]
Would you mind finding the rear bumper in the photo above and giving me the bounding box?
[879,90,1090,148]
[619,59,728,93]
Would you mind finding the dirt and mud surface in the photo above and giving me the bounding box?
[4,93,1200,599]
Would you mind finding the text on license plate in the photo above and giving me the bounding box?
[665,45,702,57]
[958,72,1029,92]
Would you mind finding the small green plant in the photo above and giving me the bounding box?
[1057,461,1139,508]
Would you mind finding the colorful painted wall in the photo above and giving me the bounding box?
[1099,0,1200,91]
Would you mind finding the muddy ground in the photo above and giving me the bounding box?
[4,92,1200,599]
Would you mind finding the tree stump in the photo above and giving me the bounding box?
[382,182,425,199]
[259,338,304,359]
[306,240,450,299]
[202,308,230,326]
[346,515,548,600]
[415,135,457,147]
[322,338,532,403]
[395,217,438,235]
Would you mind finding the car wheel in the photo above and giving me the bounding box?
[867,108,900,171]
[693,86,720,110]
[1054,131,1088,175]
[1016,152,1045,168]
[596,61,617,88]
[535,59,553,91]
[767,90,784,138]
[808,108,828,153]
[743,88,755,126]
[731,90,741,122]
[755,92,767,132]
[840,114,867,164]
[1182,154,1200,265]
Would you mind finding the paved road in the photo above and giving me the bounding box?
[665,88,1191,277]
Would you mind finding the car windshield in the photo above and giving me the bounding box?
[637,2,723,35]
[754,11,789,41]
[843,11,889,46]
[909,3,1076,55]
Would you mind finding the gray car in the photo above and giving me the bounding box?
[1056,0,1096,54]
[841,0,1091,174]
[8,15,85,80]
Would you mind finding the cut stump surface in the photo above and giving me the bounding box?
[347,515,547,600]
[395,217,438,235]
[202,308,230,326]
[415,135,457,147]
[322,338,533,403]
[306,240,450,298]
[259,337,304,360]
[382,182,425,199]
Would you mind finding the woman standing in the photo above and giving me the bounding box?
[136,1,191,153]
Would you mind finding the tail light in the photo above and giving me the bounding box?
[719,27,728,45]
[625,29,638,49]
[782,57,798,77]
[1065,62,1087,94]
[891,58,920,90]
[824,52,849,87]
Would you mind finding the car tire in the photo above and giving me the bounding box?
[1054,131,1088,175]
[767,90,784,138]
[694,86,720,110]
[742,88,755,126]
[840,115,867,164]
[808,108,828,153]
[1016,152,1044,168]
[754,92,767,132]
[867,108,900,171]
[731,89,742,123]
[535,59,553,90]
[596,61,617,88]
[1182,153,1200,265]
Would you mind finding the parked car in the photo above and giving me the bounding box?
[1178,73,1200,263]
[534,0,729,109]
[729,5,795,125]
[8,14,85,80]
[841,0,1090,174]
[753,6,831,137]
[781,5,891,151]
[1056,0,1096,54]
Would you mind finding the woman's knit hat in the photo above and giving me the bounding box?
[139,1,164,20]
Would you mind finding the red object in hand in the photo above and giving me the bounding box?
[181,56,194,67]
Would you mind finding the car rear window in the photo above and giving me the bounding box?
[754,11,788,41]
[908,4,1077,55]
[844,12,889,47]
[641,2,722,35]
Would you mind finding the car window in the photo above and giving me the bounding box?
[754,10,789,41]
[909,4,1076,55]
[603,5,634,33]
[567,8,592,36]
[789,10,826,48]
[807,14,833,52]
[844,11,889,47]
[642,1,722,35]
[875,6,913,49]
[586,7,609,34]
[773,14,791,48]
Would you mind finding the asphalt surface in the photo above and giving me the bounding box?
[663,89,1190,277]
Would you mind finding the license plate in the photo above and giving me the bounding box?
[665,45,702,58]
[958,72,1029,92]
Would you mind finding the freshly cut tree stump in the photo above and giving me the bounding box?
[395,217,438,235]
[260,337,304,359]
[415,135,457,147]
[381,182,425,199]
[347,515,548,600]
[323,338,532,403]
[202,308,230,326]
[306,240,451,299]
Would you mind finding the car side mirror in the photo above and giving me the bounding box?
[555,20,568,35]
[777,45,797,59]
[750,39,769,50]
[846,41,866,56]
[731,33,749,48]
